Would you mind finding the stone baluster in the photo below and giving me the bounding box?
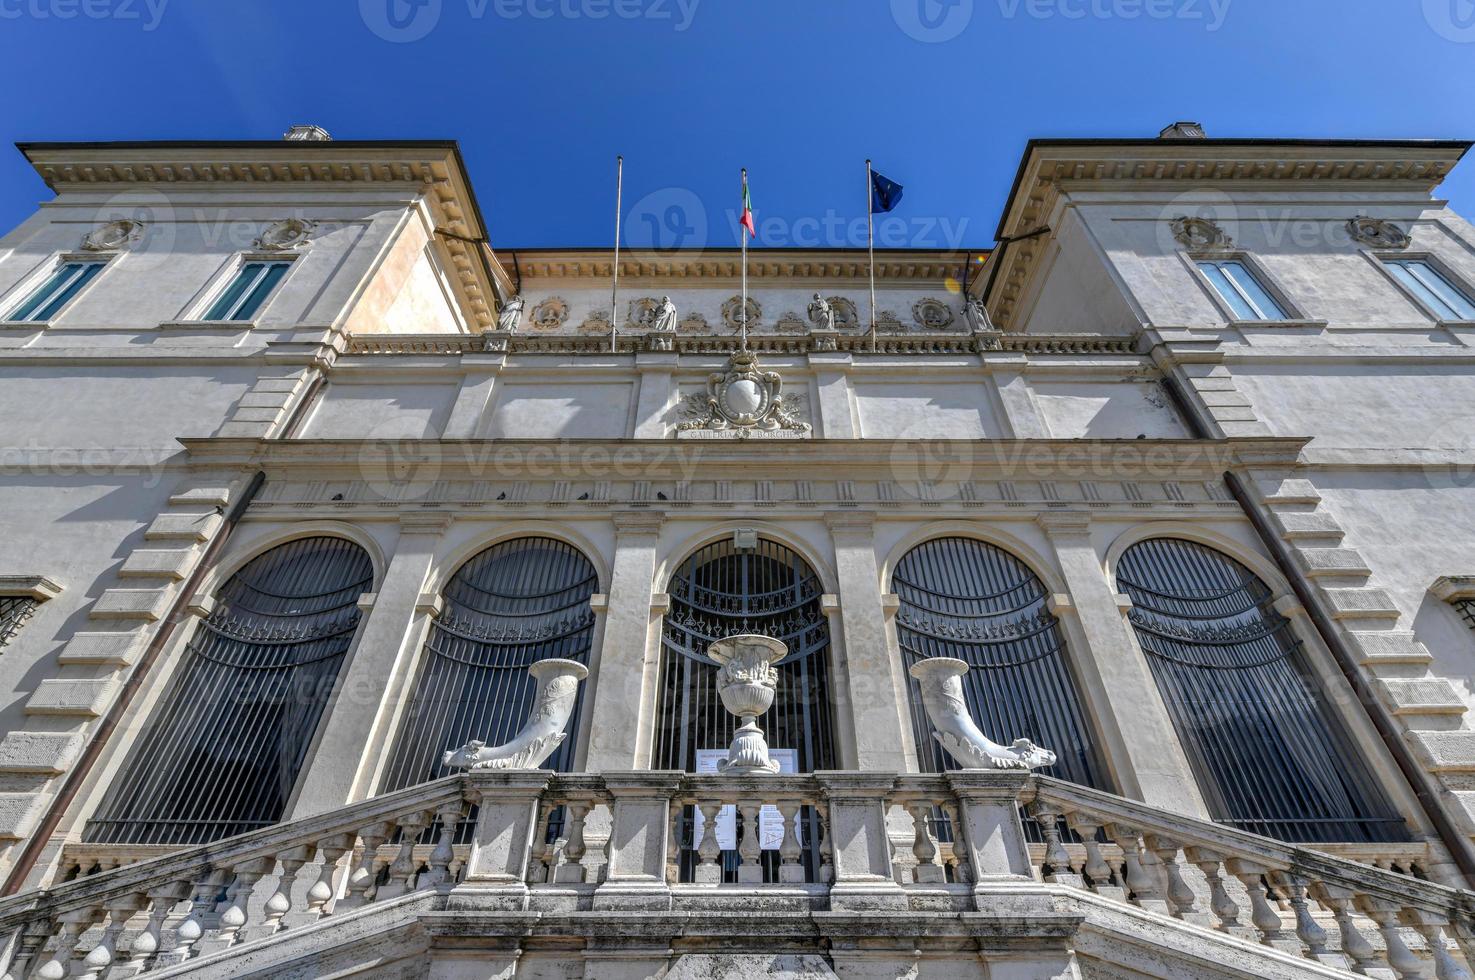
[216,857,272,948]
[1105,825,1169,915]
[778,802,805,884]
[250,845,311,940]
[1226,859,1296,952]
[379,810,431,899]
[1362,899,1425,978]
[1029,803,1080,887]
[737,801,763,884]
[1314,884,1381,976]
[1404,909,1472,980]
[342,822,391,909]
[906,801,944,884]
[3,920,54,980]
[33,906,97,980]
[1279,874,1330,963]
[426,803,464,892]
[816,806,834,885]
[528,801,556,885]
[555,802,589,884]
[128,881,190,969]
[1183,848,1245,937]
[694,802,723,885]
[666,802,684,885]
[306,834,355,919]
[78,894,140,980]
[1066,816,1120,900]
[157,868,227,967]
[939,799,970,885]
[1146,836,1205,925]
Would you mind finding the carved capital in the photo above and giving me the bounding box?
[398,512,453,536]
[825,512,875,538]
[612,511,664,538]
[1035,512,1092,538]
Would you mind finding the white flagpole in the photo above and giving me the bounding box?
[741,167,749,353]
[611,155,623,354]
[867,159,877,353]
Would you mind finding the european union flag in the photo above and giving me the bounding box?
[870,170,904,214]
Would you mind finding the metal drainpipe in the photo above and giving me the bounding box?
[1156,371,1475,886]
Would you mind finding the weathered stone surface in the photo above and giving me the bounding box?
[0,730,84,774]
[144,511,222,542]
[90,588,171,621]
[26,677,120,717]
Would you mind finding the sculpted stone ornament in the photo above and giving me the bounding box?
[443,658,588,770]
[530,297,570,330]
[913,297,956,330]
[807,292,835,331]
[1170,216,1233,250]
[81,219,143,251]
[709,635,784,776]
[254,218,316,251]
[650,295,678,333]
[497,295,525,333]
[909,658,1057,771]
[1347,217,1411,249]
[676,350,811,439]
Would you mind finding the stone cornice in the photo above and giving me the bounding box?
[501,249,973,285]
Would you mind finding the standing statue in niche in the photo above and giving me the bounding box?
[964,295,993,333]
[497,295,525,333]
[650,295,679,333]
[807,292,835,332]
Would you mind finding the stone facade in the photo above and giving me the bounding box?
[0,133,1472,976]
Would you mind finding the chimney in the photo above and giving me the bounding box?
[283,125,333,142]
[1158,121,1207,140]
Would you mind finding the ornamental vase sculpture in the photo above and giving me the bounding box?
[442,658,588,770]
[708,634,785,775]
[908,657,1057,771]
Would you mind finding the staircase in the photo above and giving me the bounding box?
[1,770,1471,979]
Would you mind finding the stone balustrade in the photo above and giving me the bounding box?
[0,771,1471,978]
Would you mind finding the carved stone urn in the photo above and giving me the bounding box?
[908,657,1058,771]
[708,634,784,775]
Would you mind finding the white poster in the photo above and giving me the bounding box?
[692,749,800,851]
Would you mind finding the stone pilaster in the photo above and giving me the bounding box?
[826,513,912,772]
[807,351,857,439]
[289,512,452,815]
[1036,512,1208,817]
[583,512,663,771]
[441,352,507,438]
[632,352,678,438]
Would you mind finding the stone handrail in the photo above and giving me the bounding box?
[2,770,1473,978]
[1026,776,1473,978]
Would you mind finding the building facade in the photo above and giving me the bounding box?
[0,130,1472,977]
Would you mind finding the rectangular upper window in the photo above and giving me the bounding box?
[1383,259,1475,321]
[202,261,291,322]
[1195,259,1289,321]
[5,261,106,322]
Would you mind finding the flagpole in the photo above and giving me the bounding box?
[867,158,877,353]
[741,167,749,353]
[611,155,623,354]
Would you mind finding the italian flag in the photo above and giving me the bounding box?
[740,175,756,239]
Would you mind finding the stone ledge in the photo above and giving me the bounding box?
[1256,477,1322,505]
[1292,548,1372,578]
[118,548,199,580]
[168,486,232,507]
[144,511,222,542]
[0,730,85,774]
[26,677,121,717]
[1406,730,1475,772]
[1376,678,1468,716]
[0,784,52,841]
[1322,588,1401,621]
[1347,631,1433,665]
[90,588,171,622]
[57,631,144,666]
[1268,511,1343,540]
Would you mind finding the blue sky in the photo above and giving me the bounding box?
[1,0,1473,251]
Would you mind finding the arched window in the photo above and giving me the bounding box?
[892,537,1109,789]
[379,537,597,791]
[1117,538,1406,843]
[85,537,373,845]
[654,538,836,774]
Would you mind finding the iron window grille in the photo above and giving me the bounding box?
[0,597,38,651]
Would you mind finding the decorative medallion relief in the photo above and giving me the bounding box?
[828,296,859,329]
[721,295,762,330]
[912,297,956,330]
[1347,217,1411,249]
[254,217,316,251]
[530,297,570,330]
[81,219,143,251]
[578,309,611,334]
[676,350,811,439]
[1170,215,1234,250]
